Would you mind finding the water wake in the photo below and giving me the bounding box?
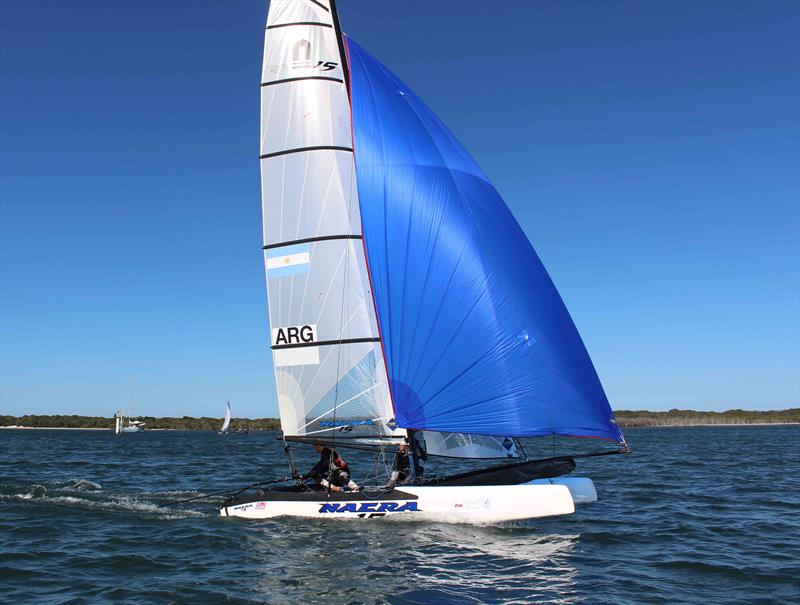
[0,481,207,519]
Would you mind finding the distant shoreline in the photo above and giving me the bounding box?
[1,409,797,431]
[0,422,800,433]
[1,423,798,431]
[0,414,282,432]
[625,422,800,428]
[0,426,184,431]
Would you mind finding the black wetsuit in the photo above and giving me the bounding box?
[306,447,354,489]
[391,450,411,485]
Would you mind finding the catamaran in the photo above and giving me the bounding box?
[221,0,627,522]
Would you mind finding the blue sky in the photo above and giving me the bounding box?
[1,0,798,418]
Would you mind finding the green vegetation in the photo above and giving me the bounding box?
[0,415,281,431]
[614,408,800,427]
[1,409,798,430]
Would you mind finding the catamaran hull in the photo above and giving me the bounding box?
[220,484,575,523]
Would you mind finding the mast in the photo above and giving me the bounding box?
[328,0,350,100]
[127,376,133,426]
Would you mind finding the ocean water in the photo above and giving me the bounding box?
[1,426,798,604]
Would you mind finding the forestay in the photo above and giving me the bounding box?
[260,0,398,441]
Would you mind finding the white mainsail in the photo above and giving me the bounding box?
[220,401,232,433]
[261,0,398,442]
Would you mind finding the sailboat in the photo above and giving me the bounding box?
[219,401,232,435]
[121,418,145,432]
[114,379,145,433]
[114,410,145,433]
[119,406,145,433]
[221,0,627,522]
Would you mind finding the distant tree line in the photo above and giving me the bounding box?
[0,408,800,431]
[1,409,797,430]
[614,408,800,427]
[0,415,281,431]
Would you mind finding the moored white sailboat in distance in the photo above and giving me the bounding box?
[114,410,145,434]
[220,0,628,522]
[113,377,145,433]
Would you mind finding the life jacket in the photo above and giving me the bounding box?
[332,450,349,471]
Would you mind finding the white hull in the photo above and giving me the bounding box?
[221,484,575,523]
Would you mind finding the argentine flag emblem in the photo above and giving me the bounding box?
[266,244,310,278]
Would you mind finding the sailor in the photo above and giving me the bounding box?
[302,443,359,492]
[388,444,412,488]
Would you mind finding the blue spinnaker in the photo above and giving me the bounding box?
[347,38,624,443]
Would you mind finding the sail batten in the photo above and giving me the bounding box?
[272,337,381,350]
[261,76,344,87]
[263,234,362,251]
[260,146,353,160]
[266,22,333,31]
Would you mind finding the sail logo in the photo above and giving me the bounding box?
[290,39,338,71]
[292,40,311,62]
[272,324,319,367]
[266,243,310,278]
[312,60,338,71]
[320,419,375,432]
[292,59,339,71]
[318,501,420,514]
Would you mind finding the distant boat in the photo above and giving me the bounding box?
[218,401,232,435]
[114,410,145,433]
[121,418,145,433]
[114,377,145,433]
[220,0,628,523]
